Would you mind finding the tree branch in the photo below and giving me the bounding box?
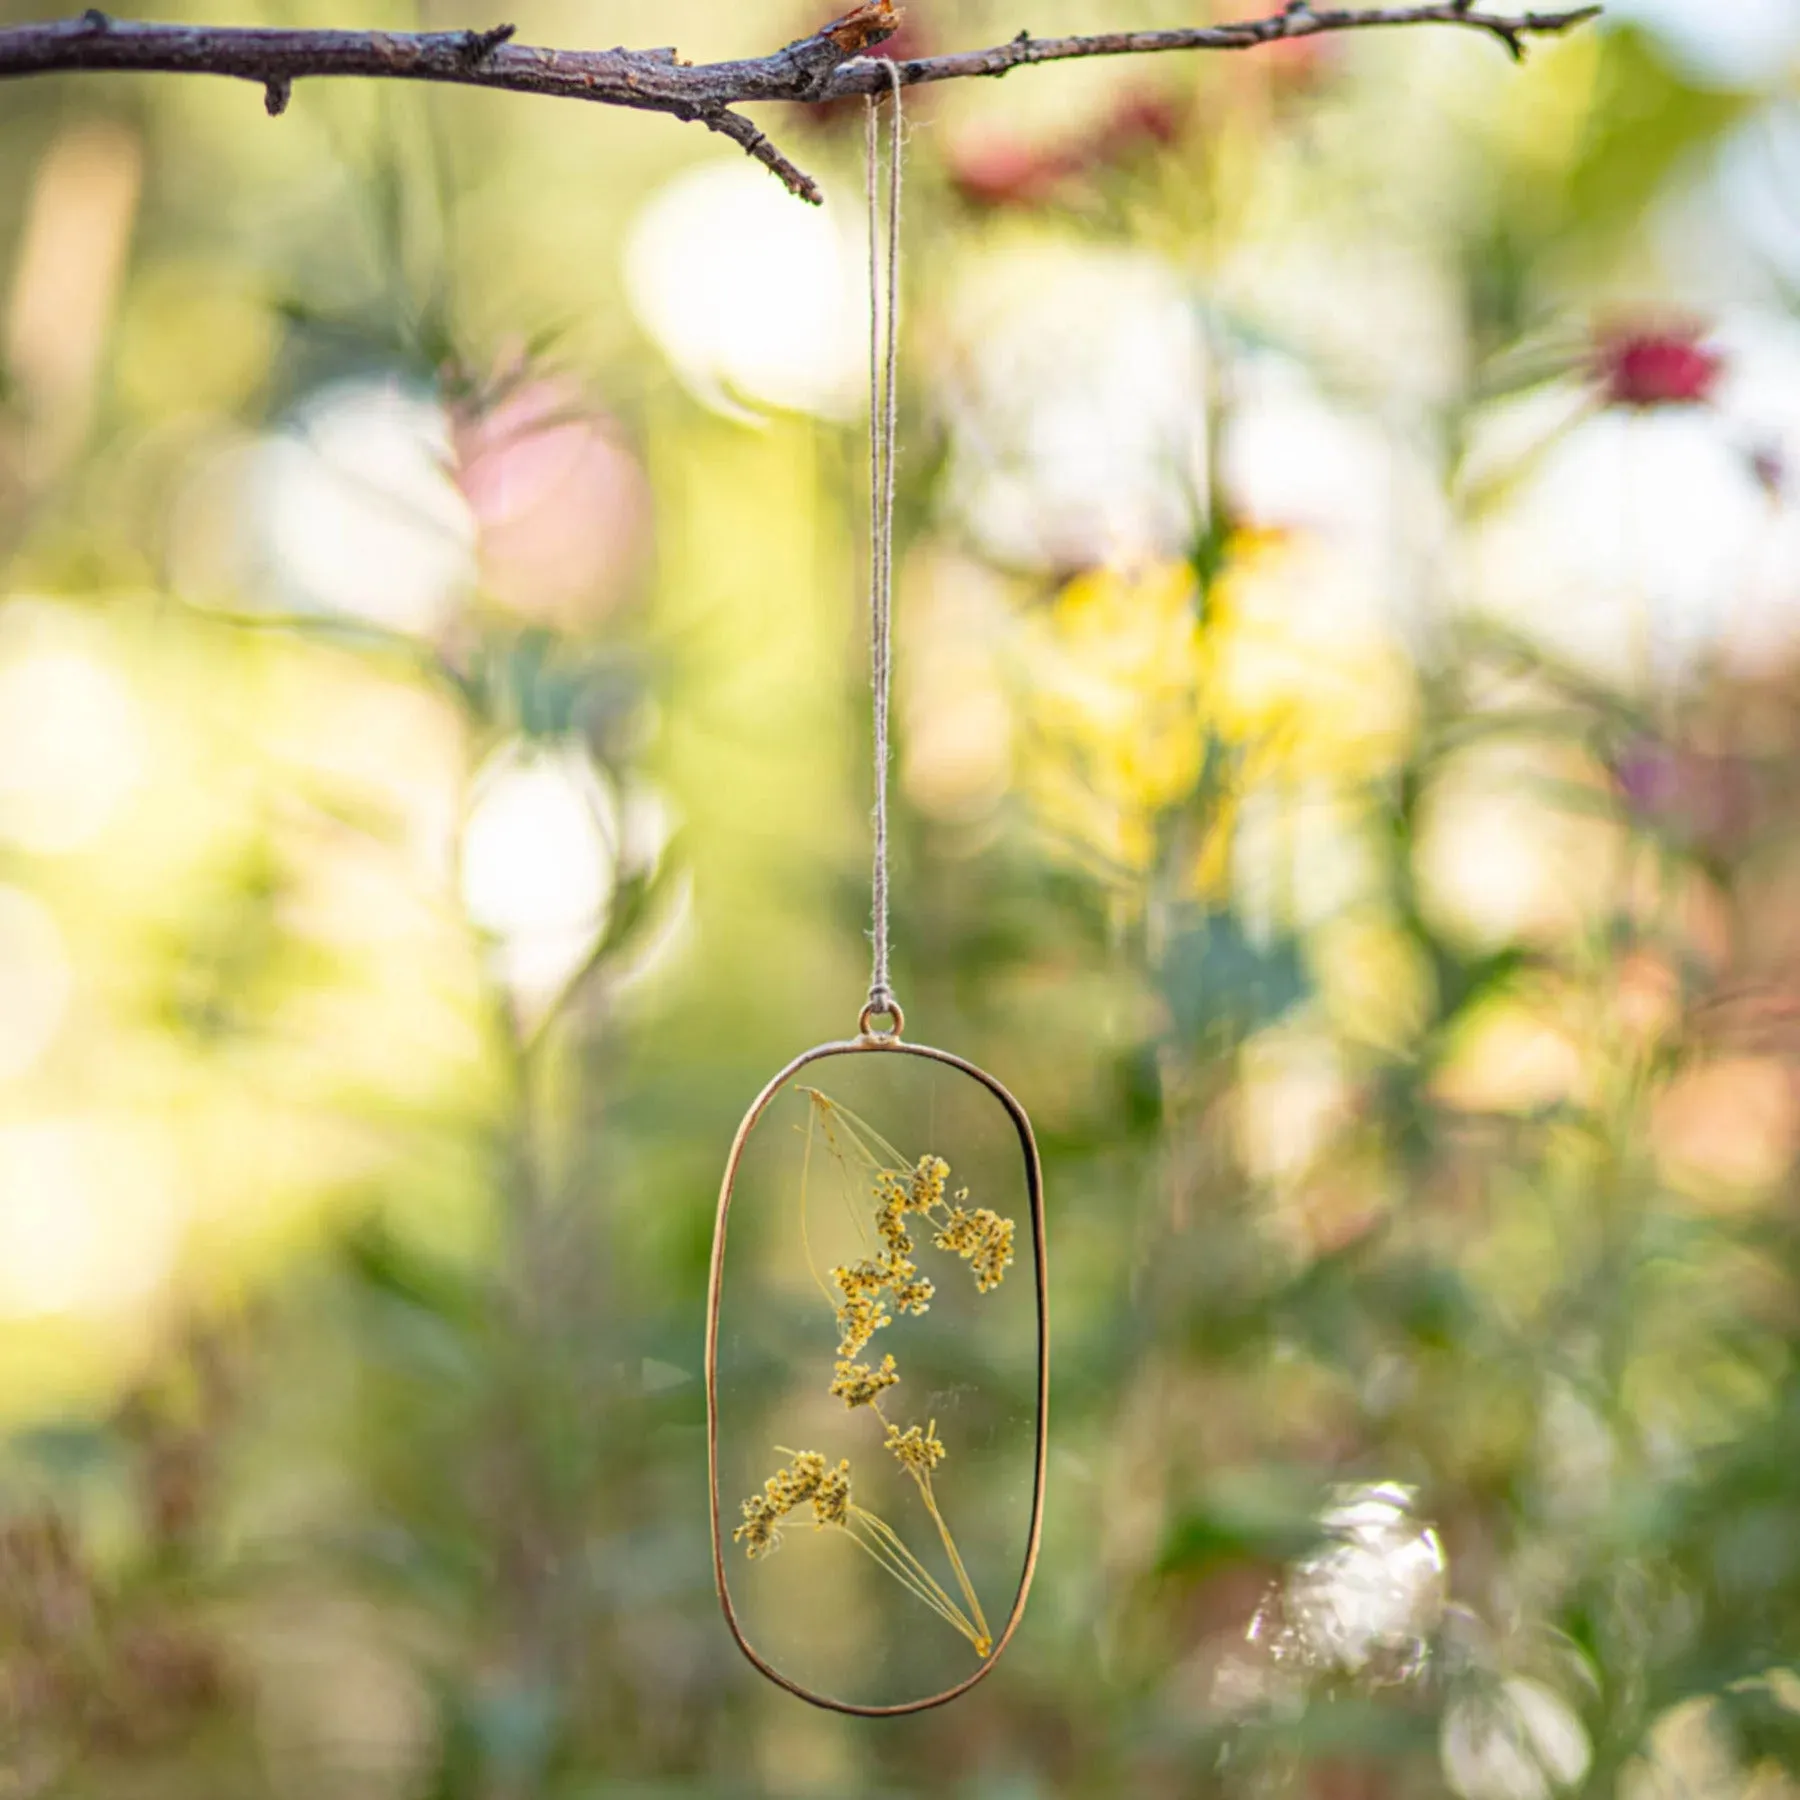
[0,1,1605,204]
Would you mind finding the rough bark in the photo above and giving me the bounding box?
[0,2,1606,202]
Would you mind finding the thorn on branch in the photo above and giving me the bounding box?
[458,22,515,65]
[264,75,290,113]
[81,8,110,31]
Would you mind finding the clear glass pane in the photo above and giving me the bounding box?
[713,1046,1041,1711]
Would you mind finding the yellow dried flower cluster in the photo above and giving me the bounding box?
[829,1156,945,1360]
[736,1097,1019,1659]
[830,1353,899,1408]
[833,1283,890,1359]
[813,1458,852,1526]
[885,1420,946,1477]
[733,1450,853,1559]
[933,1204,1015,1294]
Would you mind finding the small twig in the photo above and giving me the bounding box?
[702,107,826,205]
[0,2,1605,203]
[458,22,515,66]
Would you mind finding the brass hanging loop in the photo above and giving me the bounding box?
[858,994,905,1041]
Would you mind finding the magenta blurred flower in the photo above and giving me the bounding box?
[948,87,1189,209]
[1093,91,1186,155]
[453,377,650,631]
[1616,737,1754,855]
[1595,325,1724,410]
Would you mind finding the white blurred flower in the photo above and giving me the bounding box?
[1713,108,1800,291]
[1462,310,1800,686]
[1236,1027,1352,1186]
[1442,1677,1593,1800]
[1251,1480,1448,1684]
[901,553,1016,824]
[1286,1481,1449,1678]
[459,738,619,1016]
[1226,353,1413,561]
[938,244,1207,569]
[0,601,144,854]
[1604,0,1800,90]
[1412,739,1619,953]
[0,1118,179,1319]
[0,886,70,1081]
[254,378,476,635]
[624,160,863,421]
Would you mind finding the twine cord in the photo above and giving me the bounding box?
[864,59,903,1028]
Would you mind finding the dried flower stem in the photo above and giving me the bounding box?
[846,1504,979,1643]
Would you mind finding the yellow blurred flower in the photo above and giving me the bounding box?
[1016,535,1416,903]
[1430,990,1586,1116]
[1020,557,1207,877]
[1308,912,1435,1052]
[1205,533,1416,783]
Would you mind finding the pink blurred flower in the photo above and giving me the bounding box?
[946,138,1070,209]
[453,378,649,631]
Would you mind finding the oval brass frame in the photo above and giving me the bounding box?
[706,1033,1049,1716]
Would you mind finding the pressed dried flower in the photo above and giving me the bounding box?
[831,1354,900,1408]
[812,1459,853,1527]
[735,1450,832,1559]
[875,1183,914,1256]
[886,1420,947,1477]
[892,1269,935,1315]
[834,1257,887,1301]
[738,1090,1019,1661]
[971,1215,1015,1293]
[909,1154,950,1212]
[934,1206,1016,1293]
[834,1287,891,1358]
